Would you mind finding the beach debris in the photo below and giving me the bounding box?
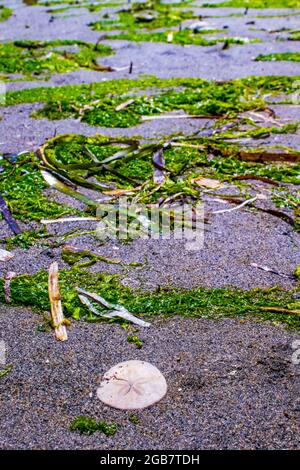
[0,194,21,235]
[212,194,295,226]
[97,360,167,410]
[167,32,174,42]
[76,287,151,327]
[237,149,300,163]
[41,216,100,225]
[0,249,14,262]
[152,148,166,184]
[250,263,294,279]
[192,177,223,189]
[48,262,68,341]
[135,12,156,23]
[115,99,135,111]
[41,170,97,208]
[103,187,141,197]
[231,175,280,186]
[212,196,259,214]
[4,271,16,303]
[261,307,300,316]
[186,21,214,32]
[141,114,216,121]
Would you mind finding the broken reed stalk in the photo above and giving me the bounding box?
[261,307,300,316]
[48,262,68,341]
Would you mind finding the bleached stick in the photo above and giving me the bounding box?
[212,196,258,214]
[41,216,99,224]
[48,262,68,341]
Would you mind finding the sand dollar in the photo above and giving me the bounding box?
[97,360,167,410]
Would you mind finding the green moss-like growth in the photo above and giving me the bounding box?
[0,268,300,329]
[0,152,78,221]
[256,52,300,62]
[4,75,297,127]
[42,129,300,196]
[295,265,300,280]
[5,229,49,249]
[127,335,143,349]
[129,414,140,425]
[201,0,300,8]
[0,6,12,22]
[289,30,300,39]
[108,29,257,46]
[0,364,13,378]
[91,1,196,32]
[70,416,117,436]
[42,0,123,13]
[0,40,113,81]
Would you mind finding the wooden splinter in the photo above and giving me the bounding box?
[48,262,68,341]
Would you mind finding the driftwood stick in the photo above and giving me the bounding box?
[48,262,68,341]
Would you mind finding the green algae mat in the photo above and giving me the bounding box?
[3,75,298,126]
[0,40,114,81]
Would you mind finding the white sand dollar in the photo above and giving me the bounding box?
[97,360,167,410]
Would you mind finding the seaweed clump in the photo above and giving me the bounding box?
[0,40,113,81]
[0,6,12,22]
[70,416,117,436]
[0,268,300,329]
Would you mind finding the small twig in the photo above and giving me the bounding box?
[141,114,217,121]
[212,196,258,214]
[250,263,294,279]
[115,99,135,112]
[231,175,280,187]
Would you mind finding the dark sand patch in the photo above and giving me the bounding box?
[0,308,299,450]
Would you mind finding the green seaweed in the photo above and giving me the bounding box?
[4,75,297,127]
[127,334,143,349]
[91,1,196,32]
[107,29,258,46]
[5,229,49,249]
[42,131,300,196]
[44,0,123,14]
[129,414,140,425]
[0,268,300,329]
[0,152,78,221]
[0,40,113,81]
[0,364,13,378]
[0,6,12,22]
[256,52,300,62]
[201,0,300,8]
[70,416,117,436]
[289,30,300,39]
